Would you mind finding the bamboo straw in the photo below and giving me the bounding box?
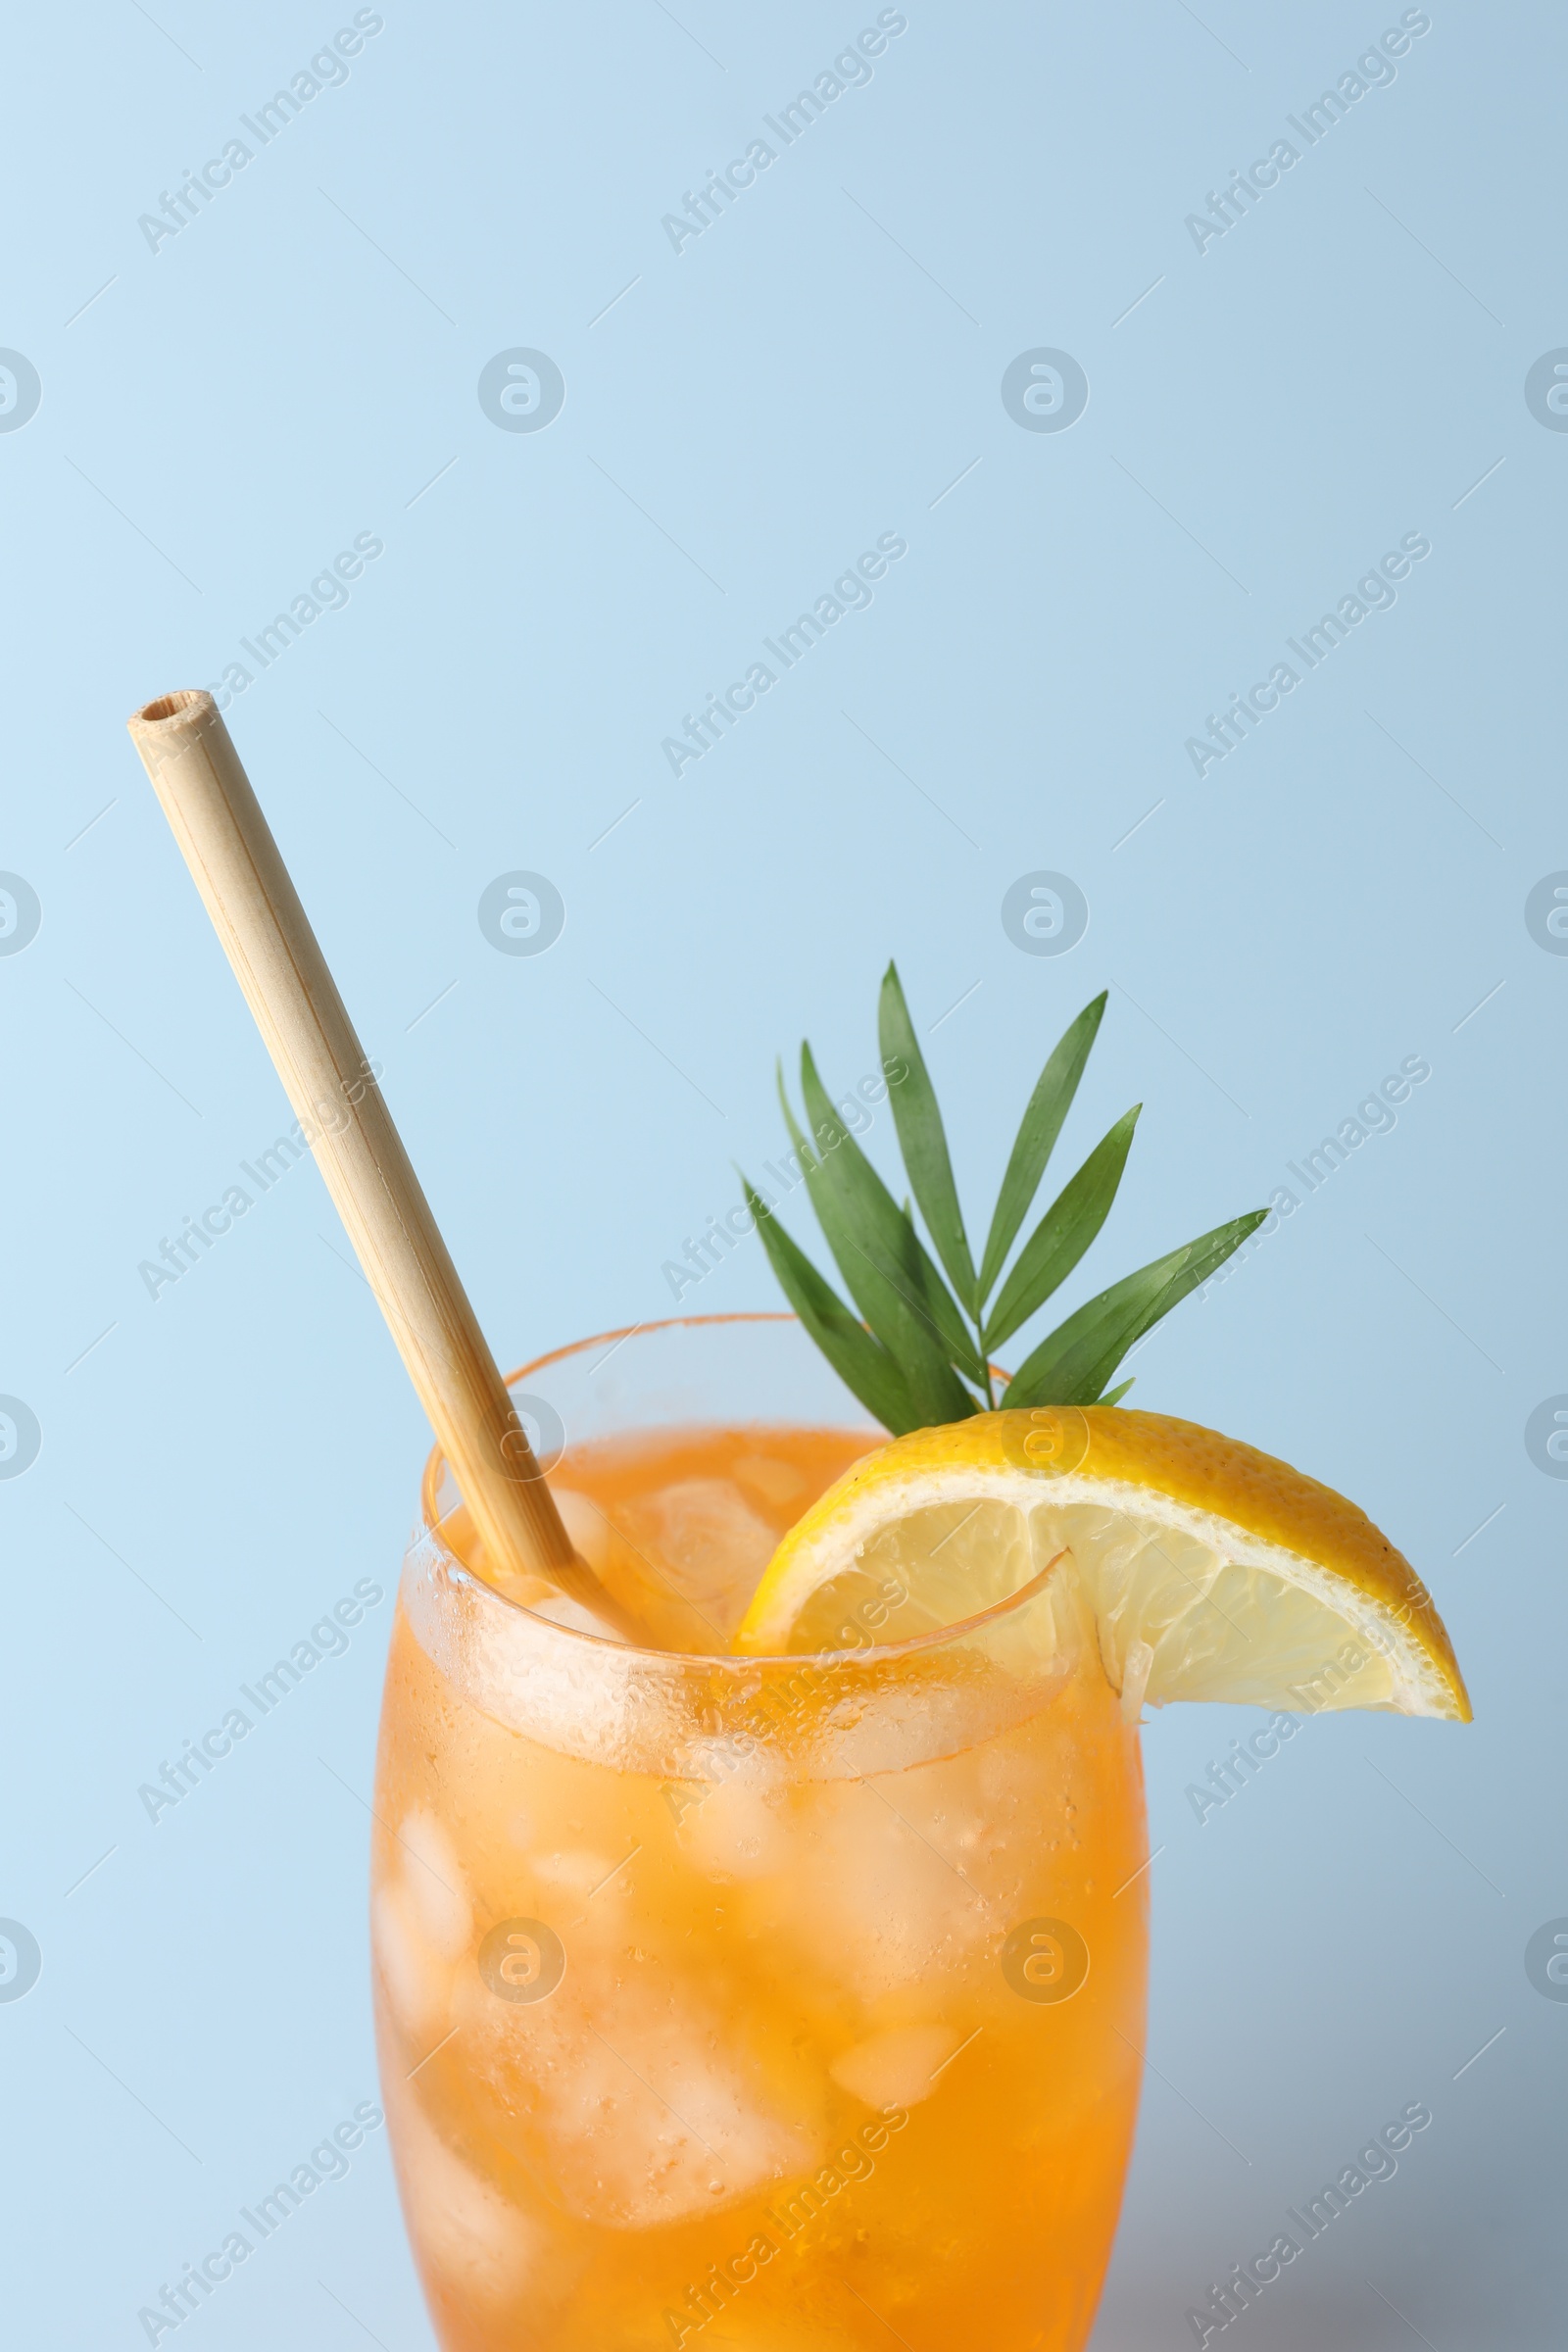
[127,689,622,1629]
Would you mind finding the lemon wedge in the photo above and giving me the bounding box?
[733,1406,1469,1723]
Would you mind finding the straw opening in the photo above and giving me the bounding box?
[133,689,211,725]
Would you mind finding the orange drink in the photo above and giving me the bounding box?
[130,705,1465,2352]
[372,1319,1149,2350]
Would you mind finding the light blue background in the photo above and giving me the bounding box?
[2,2,1562,2344]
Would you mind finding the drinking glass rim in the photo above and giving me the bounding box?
[413,1310,1060,1676]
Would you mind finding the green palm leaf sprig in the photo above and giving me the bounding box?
[739,963,1265,1436]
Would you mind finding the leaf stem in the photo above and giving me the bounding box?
[976,1308,997,1409]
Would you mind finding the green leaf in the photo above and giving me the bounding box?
[740,1176,920,1434]
[1099,1377,1136,1406]
[792,1051,985,1415]
[982,1105,1141,1355]
[878,1193,984,1392]
[878,961,977,1310]
[896,1204,989,1390]
[796,1047,986,1391]
[791,1048,982,1424]
[1001,1210,1267,1410]
[978,993,1107,1303]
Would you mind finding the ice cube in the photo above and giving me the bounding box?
[778,1780,993,2000]
[680,1770,791,1883]
[829,2021,963,2110]
[526,1589,631,1641]
[390,2082,553,2311]
[399,1808,472,1960]
[530,1846,625,1898]
[627,1480,779,1636]
[372,1881,453,2051]
[729,1452,809,1515]
[545,2007,813,2229]
[551,1488,612,1573]
[457,1964,816,2230]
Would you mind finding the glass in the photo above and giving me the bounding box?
[372,1315,1149,2350]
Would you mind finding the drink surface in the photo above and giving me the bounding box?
[373,1422,1148,2351]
